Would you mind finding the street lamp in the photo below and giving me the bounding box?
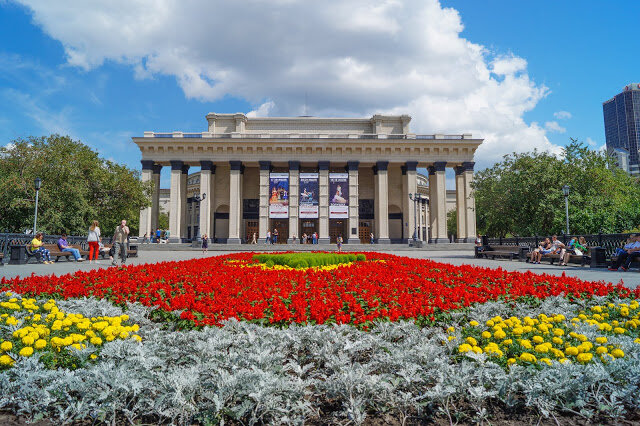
[192,193,206,241]
[409,193,418,243]
[33,177,41,234]
[562,185,570,235]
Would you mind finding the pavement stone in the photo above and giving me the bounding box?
[1,248,638,289]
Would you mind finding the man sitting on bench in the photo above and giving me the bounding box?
[57,233,84,262]
[609,234,640,271]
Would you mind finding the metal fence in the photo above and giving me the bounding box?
[485,233,632,258]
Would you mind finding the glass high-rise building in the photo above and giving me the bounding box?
[603,83,640,175]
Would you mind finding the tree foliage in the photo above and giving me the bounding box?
[472,139,640,237]
[0,135,152,235]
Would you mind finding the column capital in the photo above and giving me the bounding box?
[318,161,330,171]
[405,161,418,172]
[152,164,162,174]
[229,161,243,171]
[170,160,183,171]
[462,161,475,172]
[347,161,359,171]
[200,160,215,172]
[433,161,447,172]
[454,166,465,176]
[288,160,300,171]
[181,165,190,175]
[376,161,389,171]
[401,165,406,175]
[259,160,271,171]
[141,160,155,171]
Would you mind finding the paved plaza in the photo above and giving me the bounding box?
[1,246,637,288]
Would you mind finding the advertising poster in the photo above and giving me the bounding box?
[299,173,319,218]
[329,173,349,218]
[269,173,289,218]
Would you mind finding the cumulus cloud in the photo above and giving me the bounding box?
[15,0,562,168]
[554,110,572,120]
[544,121,566,134]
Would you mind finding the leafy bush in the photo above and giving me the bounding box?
[252,252,366,268]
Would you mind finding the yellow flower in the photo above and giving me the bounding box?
[519,352,537,363]
[595,346,608,355]
[465,337,478,346]
[0,341,12,352]
[90,354,98,360]
[19,347,34,357]
[614,327,626,335]
[520,339,532,349]
[469,320,479,327]
[481,331,492,339]
[446,326,455,333]
[494,329,507,340]
[472,346,483,354]
[611,348,625,358]
[634,338,640,344]
[0,355,13,366]
[532,335,544,344]
[553,328,564,337]
[502,339,513,346]
[447,335,456,341]
[595,337,607,344]
[620,307,630,317]
[577,353,593,363]
[535,344,549,354]
[132,334,142,342]
[552,337,563,345]
[559,358,570,364]
[486,320,494,327]
[507,358,516,365]
[566,346,579,356]
[34,339,47,350]
[591,306,602,313]
[539,358,552,366]
[21,336,34,346]
[90,337,103,346]
[601,353,615,363]
[512,327,524,336]
[576,334,588,342]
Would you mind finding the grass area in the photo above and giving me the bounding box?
[252,252,366,269]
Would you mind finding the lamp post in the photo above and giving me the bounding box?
[409,193,418,243]
[562,185,570,235]
[33,177,41,234]
[193,193,206,241]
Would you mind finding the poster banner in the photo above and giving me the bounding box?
[329,173,349,218]
[269,173,289,218]
[299,173,319,218]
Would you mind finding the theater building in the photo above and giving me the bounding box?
[133,113,482,244]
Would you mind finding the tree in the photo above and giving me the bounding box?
[158,213,169,230]
[447,209,457,240]
[472,139,640,237]
[0,135,152,235]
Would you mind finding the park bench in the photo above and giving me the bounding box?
[0,252,3,266]
[609,254,640,270]
[44,244,75,262]
[529,249,591,267]
[477,245,528,261]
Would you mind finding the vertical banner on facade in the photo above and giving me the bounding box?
[329,173,349,218]
[299,173,319,218]
[269,173,289,218]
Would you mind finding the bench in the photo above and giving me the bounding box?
[477,245,528,261]
[529,249,591,267]
[610,254,640,270]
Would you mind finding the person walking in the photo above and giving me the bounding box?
[251,232,257,244]
[337,235,343,252]
[202,234,209,254]
[273,228,279,244]
[30,232,52,264]
[87,220,101,263]
[266,230,271,244]
[112,219,130,266]
[155,228,161,244]
[370,232,374,244]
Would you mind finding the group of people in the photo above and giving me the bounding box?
[265,229,281,244]
[609,234,640,272]
[530,235,588,265]
[301,232,319,244]
[29,219,131,267]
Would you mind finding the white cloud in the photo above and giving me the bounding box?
[553,110,572,120]
[586,137,602,148]
[247,101,275,118]
[15,0,563,168]
[544,121,566,134]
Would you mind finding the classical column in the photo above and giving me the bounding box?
[347,161,360,244]
[455,166,467,243]
[199,161,215,241]
[180,164,189,239]
[463,162,477,242]
[227,161,242,244]
[375,161,390,244]
[259,161,270,244]
[428,162,448,243]
[318,161,330,244]
[403,161,418,243]
[168,160,183,242]
[139,160,154,238]
[288,161,300,243]
[150,164,161,232]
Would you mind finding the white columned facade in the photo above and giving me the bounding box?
[347,161,360,244]
[434,162,448,243]
[228,161,242,244]
[288,161,300,243]
[138,160,154,238]
[427,168,437,242]
[463,162,476,242]
[318,161,330,244]
[169,161,183,242]
[150,164,161,232]
[179,165,189,239]
[403,161,417,242]
[258,161,270,243]
[455,166,467,243]
[199,161,214,241]
[375,161,390,244]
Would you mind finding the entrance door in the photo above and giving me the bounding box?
[270,219,289,244]
[359,221,371,243]
[300,220,317,244]
[245,220,259,243]
[329,219,347,243]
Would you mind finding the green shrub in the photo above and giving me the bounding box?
[252,253,366,269]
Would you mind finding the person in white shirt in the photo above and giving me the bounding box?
[87,220,101,263]
[609,235,640,271]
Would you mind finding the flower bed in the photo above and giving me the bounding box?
[1,252,637,328]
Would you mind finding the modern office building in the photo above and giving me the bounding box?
[603,83,640,175]
[133,113,483,244]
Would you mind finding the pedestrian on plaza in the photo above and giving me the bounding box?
[251,232,257,244]
[30,232,52,264]
[302,233,308,244]
[142,233,149,244]
[266,230,271,244]
[57,233,84,262]
[337,235,343,252]
[273,228,279,244]
[112,219,130,266]
[202,234,209,253]
[312,232,318,244]
[155,228,161,243]
[165,229,170,242]
[370,232,374,244]
[87,220,101,263]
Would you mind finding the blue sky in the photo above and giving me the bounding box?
[0,0,637,187]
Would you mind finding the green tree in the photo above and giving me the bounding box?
[447,209,457,239]
[157,213,169,230]
[472,139,640,236]
[0,135,152,235]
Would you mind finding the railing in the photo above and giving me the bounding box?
[0,233,91,259]
[484,233,632,258]
[148,132,467,140]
